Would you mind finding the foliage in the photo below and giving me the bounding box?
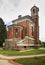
[0,18,7,47]
[42,42,45,47]
[0,49,45,56]
[39,40,45,48]
[14,56,45,65]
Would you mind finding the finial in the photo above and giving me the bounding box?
[34,4,36,6]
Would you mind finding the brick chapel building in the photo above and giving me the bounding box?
[4,5,39,50]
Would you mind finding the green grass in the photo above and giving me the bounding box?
[14,56,45,65]
[0,48,45,56]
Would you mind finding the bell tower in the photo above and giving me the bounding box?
[31,5,39,48]
[31,5,39,25]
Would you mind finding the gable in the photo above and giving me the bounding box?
[12,15,34,24]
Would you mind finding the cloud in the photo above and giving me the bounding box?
[0,0,45,42]
[9,0,21,7]
[0,0,3,8]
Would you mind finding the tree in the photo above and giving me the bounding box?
[39,40,45,48]
[42,42,45,48]
[0,18,7,47]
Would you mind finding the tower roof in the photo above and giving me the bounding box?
[31,5,39,11]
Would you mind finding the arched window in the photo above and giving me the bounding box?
[22,30,23,39]
[33,9,35,13]
[16,29,18,38]
[32,27,33,36]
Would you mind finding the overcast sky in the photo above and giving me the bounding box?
[0,0,45,42]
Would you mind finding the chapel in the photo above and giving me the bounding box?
[4,5,39,50]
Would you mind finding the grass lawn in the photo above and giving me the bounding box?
[14,56,45,65]
[0,48,45,56]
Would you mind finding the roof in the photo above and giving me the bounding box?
[8,15,35,28]
[31,5,39,11]
[12,15,33,23]
[7,24,25,28]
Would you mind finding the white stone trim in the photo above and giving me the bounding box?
[25,36,35,40]
[5,38,20,41]
[14,26,20,27]
[14,18,34,24]
[17,44,35,46]
[8,25,23,29]
[5,39,13,41]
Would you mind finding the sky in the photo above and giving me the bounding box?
[0,0,45,42]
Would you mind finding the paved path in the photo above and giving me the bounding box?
[0,60,22,65]
[0,60,12,65]
[0,54,45,60]
[0,54,45,65]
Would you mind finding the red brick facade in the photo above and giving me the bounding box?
[4,5,39,50]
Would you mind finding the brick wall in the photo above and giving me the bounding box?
[32,15,39,44]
